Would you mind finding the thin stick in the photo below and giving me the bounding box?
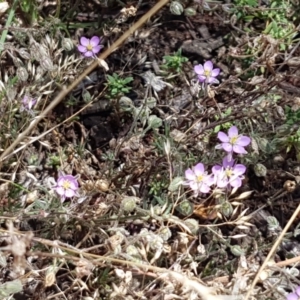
[244,203,300,300]
[0,0,170,165]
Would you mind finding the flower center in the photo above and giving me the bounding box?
[230,136,238,144]
[197,175,204,182]
[86,43,93,51]
[204,70,211,77]
[62,180,71,190]
[225,168,233,177]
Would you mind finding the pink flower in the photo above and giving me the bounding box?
[216,126,251,157]
[77,36,103,57]
[53,174,79,202]
[21,95,37,112]
[194,61,220,84]
[184,163,214,195]
[287,286,300,300]
[212,157,246,189]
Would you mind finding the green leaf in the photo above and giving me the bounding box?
[168,177,184,192]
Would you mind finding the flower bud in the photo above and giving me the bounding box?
[17,67,29,82]
[126,245,140,257]
[95,179,109,192]
[184,7,196,16]
[30,43,43,61]
[177,200,193,216]
[62,38,74,51]
[6,87,17,101]
[35,66,45,81]
[184,218,199,235]
[148,115,162,129]
[157,226,172,241]
[170,1,184,15]
[254,163,267,177]
[39,56,54,71]
[220,201,233,218]
[230,245,244,256]
[18,48,31,60]
[121,196,138,212]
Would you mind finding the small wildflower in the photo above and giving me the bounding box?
[212,157,246,189]
[287,286,300,300]
[216,126,251,158]
[21,95,37,112]
[194,61,220,84]
[53,174,79,202]
[77,36,103,58]
[184,163,214,195]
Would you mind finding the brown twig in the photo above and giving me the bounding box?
[0,0,170,166]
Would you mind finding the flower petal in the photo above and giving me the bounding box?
[207,77,220,84]
[212,165,222,174]
[233,164,246,175]
[194,163,205,176]
[80,37,90,46]
[222,156,234,168]
[92,45,102,54]
[237,136,251,147]
[57,177,67,186]
[229,177,242,188]
[65,189,75,198]
[228,126,238,138]
[233,145,247,154]
[204,60,213,71]
[218,131,229,143]
[200,183,210,193]
[185,169,196,181]
[77,45,87,53]
[222,143,233,153]
[198,75,206,82]
[69,182,78,190]
[194,64,204,75]
[84,51,94,57]
[211,68,220,77]
[217,177,228,188]
[204,175,215,186]
[90,36,100,47]
[189,181,198,191]
[55,186,65,196]
[287,293,299,300]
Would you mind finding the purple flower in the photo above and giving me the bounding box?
[212,157,246,189]
[184,163,214,195]
[287,286,300,300]
[21,95,37,112]
[216,126,251,157]
[77,36,103,57]
[194,61,220,84]
[53,174,79,202]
